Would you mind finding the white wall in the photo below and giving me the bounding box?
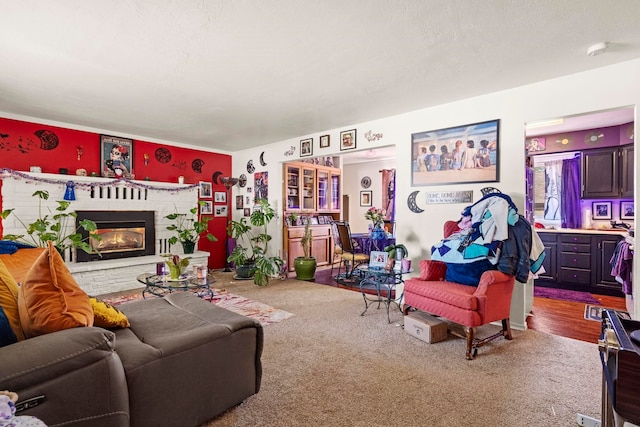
[232,58,640,316]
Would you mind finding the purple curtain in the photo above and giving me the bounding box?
[381,169,396,221]
[561,156,581,228]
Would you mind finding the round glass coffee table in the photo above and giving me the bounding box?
[136,273,216,301]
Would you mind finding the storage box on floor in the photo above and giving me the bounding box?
[404,311,447,343]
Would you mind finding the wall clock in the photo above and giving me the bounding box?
[360,176,371,189]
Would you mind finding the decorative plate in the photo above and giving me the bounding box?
[247,160,255,173]
[361,176,371,189]
[238,174,247,187]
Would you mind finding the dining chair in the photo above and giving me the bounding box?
[329,221,344,278]
[332,221,370,279]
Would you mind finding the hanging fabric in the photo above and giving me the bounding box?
[543,161,562,220]
[381,169,396,221]
[561,156,582,228]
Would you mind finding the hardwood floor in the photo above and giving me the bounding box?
[527,293,628,344]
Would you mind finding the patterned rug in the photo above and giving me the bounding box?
[533,287,601,304]
[103,288,294,327]
[583,304,631,322]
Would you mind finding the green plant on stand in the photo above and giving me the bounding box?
[227,198,284,286]
[293,220,317,280]
[1,190,101,256]
[165,201,217,254]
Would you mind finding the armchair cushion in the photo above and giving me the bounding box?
[419,260,447,281]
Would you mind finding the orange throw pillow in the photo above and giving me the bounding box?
[18,242,93,338]
[0,259,25,341]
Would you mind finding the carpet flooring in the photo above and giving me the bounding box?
[201,273,602,427]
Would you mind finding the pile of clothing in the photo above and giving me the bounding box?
[431,193,545,286]
[611,230,634,295]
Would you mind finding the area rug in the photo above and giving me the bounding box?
[584,304,630,322]
[102,289,294,327]
[534,287,601,304]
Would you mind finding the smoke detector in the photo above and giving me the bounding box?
[587,42,608,57]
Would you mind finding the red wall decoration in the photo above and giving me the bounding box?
[0,116,231,269]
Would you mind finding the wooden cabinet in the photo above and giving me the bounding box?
[283,225,332,272]
[282,162,342,272]
[582,144,634,199]
[536,231,624,296]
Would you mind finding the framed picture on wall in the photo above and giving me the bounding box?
[214,205,228,217]
[199,181,212,198]
[214,191,226,203]
[620,201,634,220]
[100,134,133,178]
[592,201,612,220]
[340,129,357,151]
[360,190,372,207]
[200,201,213,215]
[411,119,500,186]
[236,195,244,210]
[300,138,313,157]
[319,134,330,148]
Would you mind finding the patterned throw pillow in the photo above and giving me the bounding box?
[18,241,93,338]
[419,260,447,281]
[90,298,130,329]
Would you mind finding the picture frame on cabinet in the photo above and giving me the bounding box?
[319,134,330,148]
[340,129,357,151]
[199,181,212,198]
[410,119,500,186]
[360,190,372,207]
[620,201,634,220]
[300,138,313,157]
[100,134,133,178]
[592,201,612,220]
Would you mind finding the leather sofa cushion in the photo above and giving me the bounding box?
[18,242,93,338]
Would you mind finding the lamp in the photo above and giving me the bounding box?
[220,177,239,272]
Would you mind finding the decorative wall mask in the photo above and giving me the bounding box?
[191,158,204,173]
[212,171,223,184]
[155,147,172,163]
[238,174,247,187]
[246,160,255,173]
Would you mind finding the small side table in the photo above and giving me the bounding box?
[136,273,216,301]
[358,266,411,323]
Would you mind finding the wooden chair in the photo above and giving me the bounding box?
[332,221,370,279]
[403,221,515,360]
[329,221,344,278]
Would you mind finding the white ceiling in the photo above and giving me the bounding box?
[2,1,640,153]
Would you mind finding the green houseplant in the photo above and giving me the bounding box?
[293,220,316,280]
[0,190,101,255]
[227,198,283,286]
[384,243,409,271]
[165,201,217,254]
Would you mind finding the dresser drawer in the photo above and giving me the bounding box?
[560,234,592,245]
[560,243,591,253]
[538,233,557,243]
[560,252,591,269]
[559,268,592,285]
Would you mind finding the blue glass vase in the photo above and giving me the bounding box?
[370,225,386,241]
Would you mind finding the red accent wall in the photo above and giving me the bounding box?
[0,116,231,269]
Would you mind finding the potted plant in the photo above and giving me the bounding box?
[384,243,409,271]
[165,201,217,254]
[293,220,316,280]
[0,190,102,256]
[227,198,284,286]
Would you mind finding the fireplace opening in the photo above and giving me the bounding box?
[76,211,155,262]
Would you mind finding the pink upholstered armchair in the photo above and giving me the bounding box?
[403,221,515,360]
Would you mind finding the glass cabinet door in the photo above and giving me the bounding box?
[286,165,301,210]
[317,170,329,211]
[302,168,316,210]
[330,172,340,211]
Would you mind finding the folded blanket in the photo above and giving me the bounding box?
[0,240,35,254]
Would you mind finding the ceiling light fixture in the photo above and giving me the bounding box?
[525,118,564,129]
[587,42,608,57]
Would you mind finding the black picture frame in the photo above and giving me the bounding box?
[340,129,357,151]
[411,119,500,186]
[360,190,372,207]
[620,201,634,220]
[592,201,612,220]
[300,138,313,157]
[100,134,133,178]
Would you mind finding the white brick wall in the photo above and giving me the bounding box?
[1,171,209,295]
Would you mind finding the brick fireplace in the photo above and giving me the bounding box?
[1,172,209,295]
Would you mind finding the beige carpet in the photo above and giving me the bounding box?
[203,272,602,427]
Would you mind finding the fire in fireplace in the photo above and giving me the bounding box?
[76,211,156,262]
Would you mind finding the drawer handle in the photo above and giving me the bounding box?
[573,258,577,262]
[573,274,577,278]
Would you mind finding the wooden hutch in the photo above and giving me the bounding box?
[282,161,341,272]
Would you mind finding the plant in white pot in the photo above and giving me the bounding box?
[293,220,316,280]
[384,243,409,271]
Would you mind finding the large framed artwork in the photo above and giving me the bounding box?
[411,119,500,186]
[101,135,133,178]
